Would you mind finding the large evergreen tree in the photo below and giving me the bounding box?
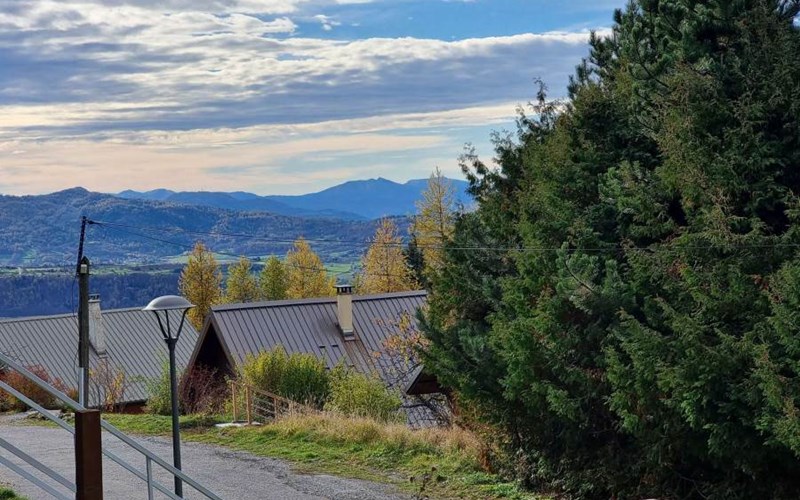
[421,1,800,498]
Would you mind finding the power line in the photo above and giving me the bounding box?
[89,220,374,247]
[88,218,800,253]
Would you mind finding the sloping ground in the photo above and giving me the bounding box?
[0,423,406,500]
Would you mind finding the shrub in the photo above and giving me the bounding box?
[0,487,23,499]
[91,359,128,412]
[179,365,227,415]
[325,366,403,422]
[145,362,173,416]
[0,365,72,412]
[241,346,329,407]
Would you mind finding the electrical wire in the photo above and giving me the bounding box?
[88,218,800,253]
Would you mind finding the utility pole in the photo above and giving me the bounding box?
[76,216,87,276]
[78,256,90,407]
[76,215,90,407]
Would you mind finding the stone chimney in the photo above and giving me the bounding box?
[335,284,355,340]
[88,294,108,358]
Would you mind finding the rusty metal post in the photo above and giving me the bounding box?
[231,382,238,422]
[75,409,103,500]
[245,385,252,425]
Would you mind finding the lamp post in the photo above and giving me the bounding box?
[143,295,195,498]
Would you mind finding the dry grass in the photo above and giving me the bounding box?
[270,411,484,461]
[104,411,536,499]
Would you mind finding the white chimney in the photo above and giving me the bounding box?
[88,294,107,358]
[335,285,355,340]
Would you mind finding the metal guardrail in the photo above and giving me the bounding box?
[0,351,223,500]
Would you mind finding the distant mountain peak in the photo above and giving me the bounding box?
[111,177,471,220]
[56,187,91,195]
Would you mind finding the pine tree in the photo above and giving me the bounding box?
[224,257,259,304]
[411,167,456,279]
[403,234,429,290]
[179,242,222,330]
[357,218,417,294]
[421,1,800,498]
[259,256,287,300]
[284,238,334,299]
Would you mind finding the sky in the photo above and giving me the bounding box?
[0,0,625,196]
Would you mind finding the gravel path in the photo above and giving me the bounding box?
[0,420,408,499]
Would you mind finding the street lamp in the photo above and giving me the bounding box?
[143,295,195,498]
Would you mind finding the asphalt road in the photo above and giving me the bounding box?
[0,422,407,499]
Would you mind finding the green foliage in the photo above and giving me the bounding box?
[0,488,24,499]
[145,362,173,416]
[241,346,330,407]
[403,235,429,290]
[325,366,403,422]
[421,1,800,498]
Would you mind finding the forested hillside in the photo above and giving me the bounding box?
[118,177,471,220]
[0,270,180,318]
[0,188,402,267]
[421,1,800,499]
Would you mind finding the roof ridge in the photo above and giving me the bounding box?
[0,305,158,324]
[212,290,428,312]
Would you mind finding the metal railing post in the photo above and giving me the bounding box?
[75,409,103,500]
[0,351,222,500]
[146,457,154,500]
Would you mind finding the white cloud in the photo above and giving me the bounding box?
[313,14,340,31]
[0,0,601,194]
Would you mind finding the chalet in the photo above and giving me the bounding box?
[0,296,198,409]
[188,287,444,425]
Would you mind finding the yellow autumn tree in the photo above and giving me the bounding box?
[411,167,456,278]
[224,256,260,304]
[179,242,223,329]
[284,238,335,299]
[259,255,287,300]
[357,218,417,294]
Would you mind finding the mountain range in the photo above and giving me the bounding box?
[118,177,471,220]
[1,177,470,267]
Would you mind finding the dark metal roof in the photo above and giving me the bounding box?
[0,307,199,405]
[195,290,427,391]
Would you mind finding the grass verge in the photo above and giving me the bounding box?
[0,487,25,499]
[103,413,538,499]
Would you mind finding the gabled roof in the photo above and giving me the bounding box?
[0,307,198,405]
[190,291,427,392]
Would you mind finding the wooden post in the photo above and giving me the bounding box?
[245,385,252,425]
[231,382,237,422]
[75,409,103,500]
